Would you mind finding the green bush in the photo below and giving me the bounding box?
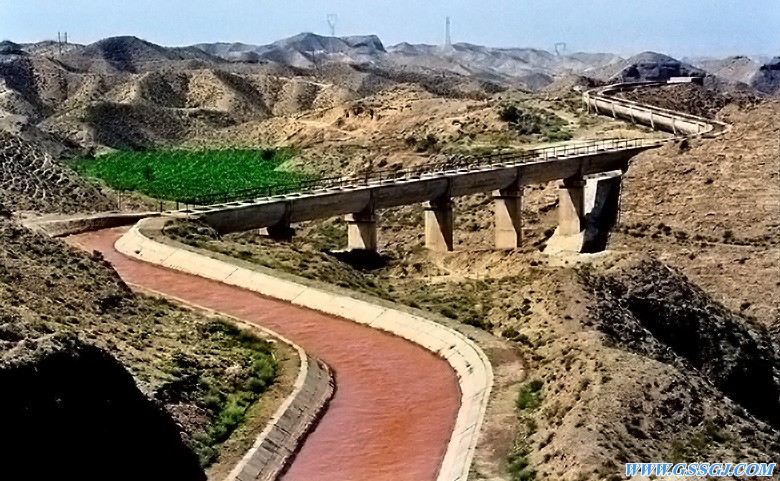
[498,104,544,135]
[497,103,573,141]
[188,319,278,466]
[516,379,544,411]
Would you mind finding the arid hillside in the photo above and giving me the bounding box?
[6,34,773,159]
[0,132,114,213]
[155,75,779,480]
[611,84,779,324]
[1,32,779,481]
[0,211,295,478]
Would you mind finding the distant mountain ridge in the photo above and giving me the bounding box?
[193,33,627,86]
[190,32,780,93]
[4,33,777,92]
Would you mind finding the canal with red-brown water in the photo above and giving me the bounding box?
[65,228,460,481]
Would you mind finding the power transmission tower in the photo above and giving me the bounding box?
[554,42,567,56]
[57,31,69,55]
[445,16,452,46]
[327,14,338,37]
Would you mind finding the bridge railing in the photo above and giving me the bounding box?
[181,137,660,207]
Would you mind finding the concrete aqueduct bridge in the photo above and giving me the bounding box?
[168,81,722,253]
[169,139,657,253]
[583,82,727,137]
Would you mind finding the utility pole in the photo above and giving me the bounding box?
[327,14,338,37]
[445,16,452,46]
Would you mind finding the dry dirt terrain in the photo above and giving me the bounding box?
[1,33,779,481]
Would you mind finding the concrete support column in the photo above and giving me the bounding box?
[424,199,454,252]
[557,177,586,236]
[345,212,378,251]
[493,189,523,249]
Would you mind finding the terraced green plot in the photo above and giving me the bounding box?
[72,148,309,201]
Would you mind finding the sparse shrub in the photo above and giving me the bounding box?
[507,446,537,481]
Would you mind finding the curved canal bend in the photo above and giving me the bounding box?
[66,228,460,481]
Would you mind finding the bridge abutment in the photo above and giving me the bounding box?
[345,212,378,251]
[424,199,454,252]
[546,171,623,254]
[493,189,523,249]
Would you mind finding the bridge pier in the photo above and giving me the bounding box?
[424,199,454,252]
[493,189,523,249]
[345,212,378,251]
[557,177,586,236]
[545,171,623,254]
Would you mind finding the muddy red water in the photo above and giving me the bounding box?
[65,228,460,481]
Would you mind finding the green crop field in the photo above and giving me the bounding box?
[71,148,309,202]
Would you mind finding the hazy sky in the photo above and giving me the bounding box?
[2,0,779,58]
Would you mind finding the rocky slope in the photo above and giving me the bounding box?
[0,213,285,474]
[2,339,205,481]
[2,33,774,156]
[609,51,705,82]
[752,57,780,95]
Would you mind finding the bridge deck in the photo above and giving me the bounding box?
[169,140,660,234]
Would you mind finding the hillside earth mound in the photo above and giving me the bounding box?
[196,34,627,86]
[0,132,114,213]
[585,258,780,427]
[1,338,205,481]
[62,36,221,74]
[2,34,769,154]
[611,51,705,82]
[691,56,761,86]
[197,33,386,69]
[751,57,780,95]
[617,98,779,318]
[0,41,25,55]
[615,82,762,118]
[0,215,284,470]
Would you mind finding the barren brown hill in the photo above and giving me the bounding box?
[612,87,779,324]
